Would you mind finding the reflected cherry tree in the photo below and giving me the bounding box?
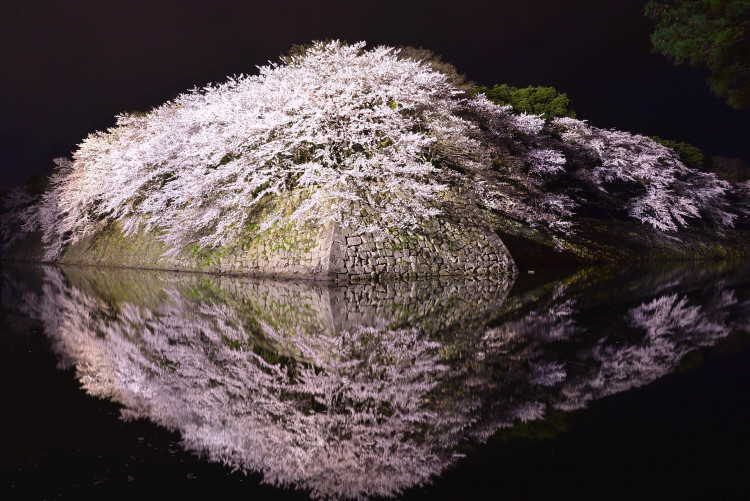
[1,263,748,499]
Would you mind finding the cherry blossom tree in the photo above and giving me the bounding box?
[1,41,744,260]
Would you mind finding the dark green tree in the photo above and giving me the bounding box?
[646,0,750,109]
[474,84,576,119]
[651,136,705,169]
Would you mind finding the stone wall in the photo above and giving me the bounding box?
[327,187,517,281]
[5,188,517,281]
[334,220,514,282]
[55,191,344,280]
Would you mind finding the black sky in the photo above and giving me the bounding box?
[1,0,749,191]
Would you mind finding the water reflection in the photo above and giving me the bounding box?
[2,263,749,499]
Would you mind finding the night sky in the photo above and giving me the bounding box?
[2,0,749,191]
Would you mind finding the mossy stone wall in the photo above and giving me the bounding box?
[4,187,518,280]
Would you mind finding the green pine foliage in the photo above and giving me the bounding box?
[473,84,576,119]
[646,0,750,109]
[651,136,705,170]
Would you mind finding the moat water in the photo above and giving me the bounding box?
[1,262,749,500]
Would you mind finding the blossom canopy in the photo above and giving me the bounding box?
[1,41,741,260]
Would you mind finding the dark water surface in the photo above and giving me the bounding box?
[1,262,749,500]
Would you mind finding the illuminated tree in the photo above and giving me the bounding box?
[1,41,741,260]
